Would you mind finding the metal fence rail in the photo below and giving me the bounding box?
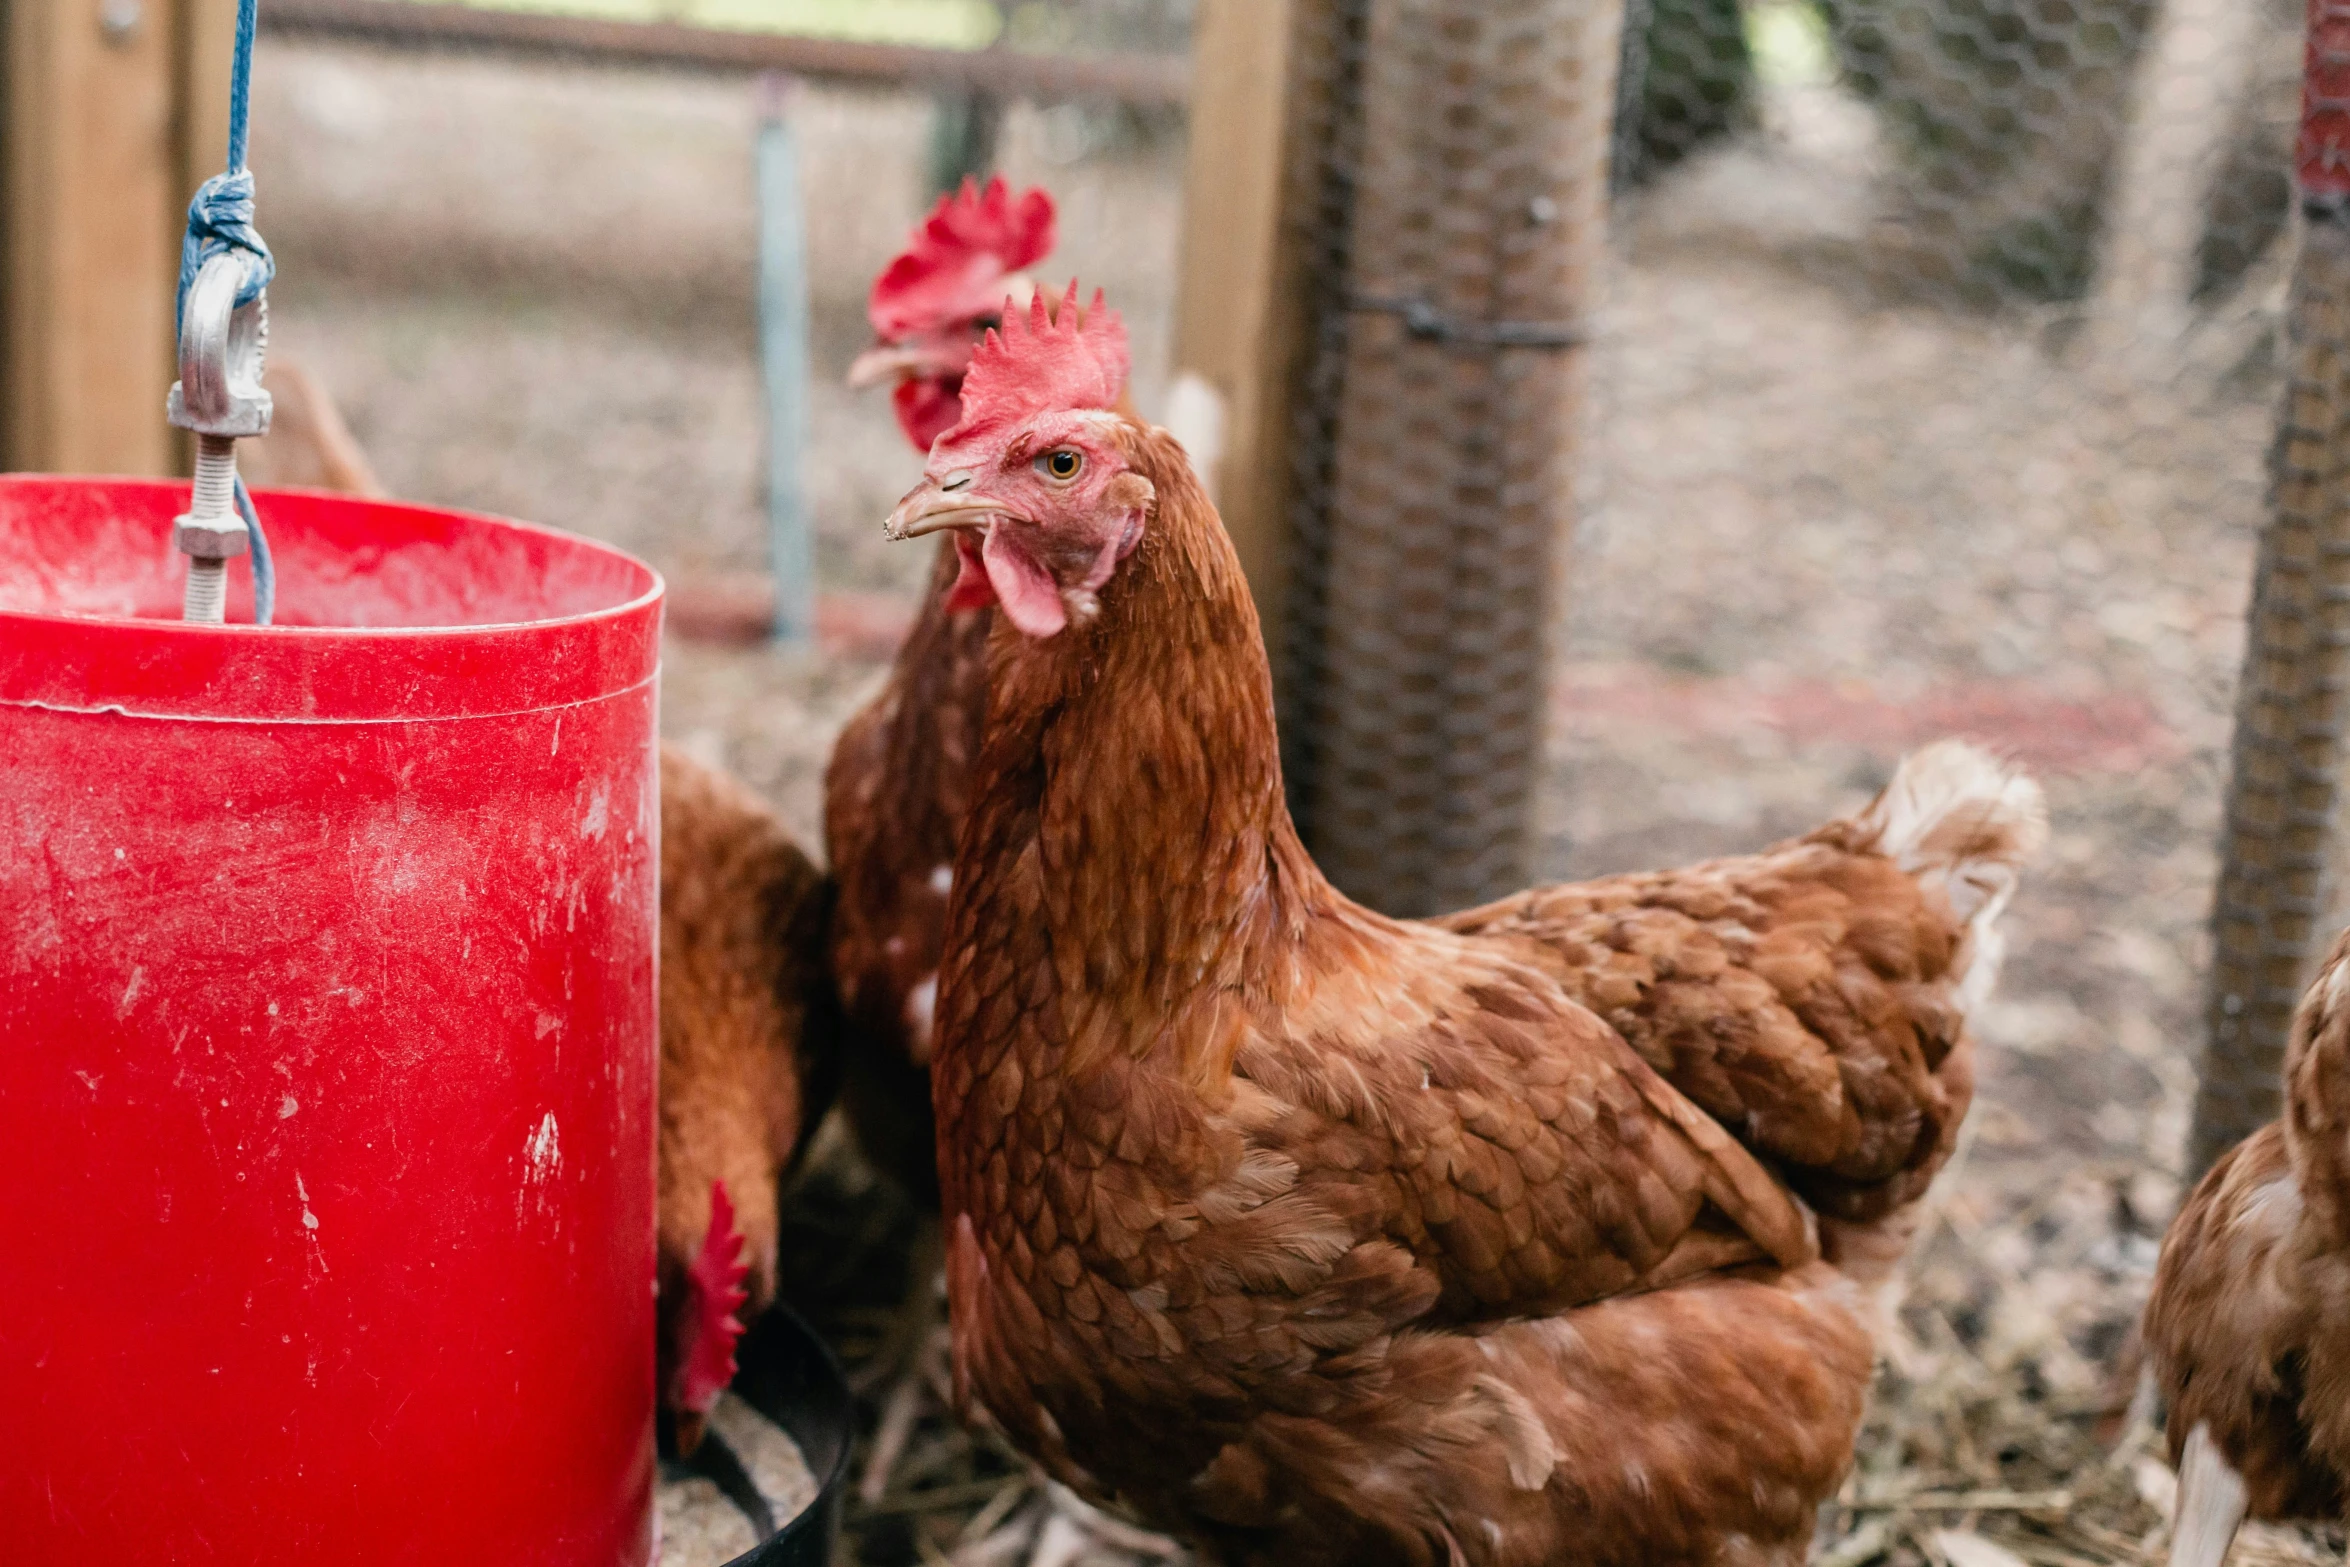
[259,0,1191,104]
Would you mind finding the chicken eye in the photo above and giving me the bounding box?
[1037,448,1084,483]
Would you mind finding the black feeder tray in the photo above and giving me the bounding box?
[671,1306,853,1567]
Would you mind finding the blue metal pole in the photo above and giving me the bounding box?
[756,75,814,646]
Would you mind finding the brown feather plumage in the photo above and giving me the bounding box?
[924,420,2038,1565]
[824,542,993,1204]
[656,746,840,1422]
[1446,837,1974,1223]
[826,295,1144,1204]
[2143,930,2350,1533]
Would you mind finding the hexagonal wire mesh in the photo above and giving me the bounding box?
[2196,202,2350,1177]
[1277,0,1619,917]
[2191,0,2350,1176]
[1272,0,2323,1162]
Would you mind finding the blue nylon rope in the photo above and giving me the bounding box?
[237,478,274,627]
[226,0,255,174]
[179,0,277,626]
[178,0,272,331]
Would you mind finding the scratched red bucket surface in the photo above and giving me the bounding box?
[0,477,661,1566]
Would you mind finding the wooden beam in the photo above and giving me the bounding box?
[172,0,241,477]
[180,0,238,195]
[3,0,183,474]
[1170,0,1306,633]
[258,0,1190,106]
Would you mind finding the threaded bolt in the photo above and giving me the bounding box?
[191,435,236,517]
[184,558,228,624]
[175,434,248,624]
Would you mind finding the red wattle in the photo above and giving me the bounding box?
[982,528,1068,638]
[944,532,996,613]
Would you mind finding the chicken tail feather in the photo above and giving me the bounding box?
[1848,739,2047,1010]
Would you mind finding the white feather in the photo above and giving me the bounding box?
[1850,739,2047,1015]
[1159,371,1227,502]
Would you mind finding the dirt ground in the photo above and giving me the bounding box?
[246,36,2341,1565]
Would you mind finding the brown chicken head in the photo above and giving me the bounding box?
[883,285,1149,639]
[851,177,1057,454]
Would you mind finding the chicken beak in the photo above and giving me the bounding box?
[846,343,930,390]
[885,481,1006,542]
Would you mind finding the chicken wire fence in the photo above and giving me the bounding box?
[1274,0,2302,911]
[1618,0,2299,309]
[1275,0,1615,918]
[1263,0,2326,1168]
[249,0,2314,1152]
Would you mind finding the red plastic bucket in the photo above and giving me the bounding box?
[0,477,662,1566]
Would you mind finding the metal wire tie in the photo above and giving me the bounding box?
[1348,293,1586,350]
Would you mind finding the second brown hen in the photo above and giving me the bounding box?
[827,178,1057,1206]
[655,747,841,1453]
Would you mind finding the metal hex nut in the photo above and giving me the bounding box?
[174,514,250,560]
[168,382,273,440]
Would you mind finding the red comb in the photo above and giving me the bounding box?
[869,177,1057,340]
[947,284,1128,442]
[677,1180,750,1415]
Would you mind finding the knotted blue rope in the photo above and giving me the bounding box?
[175,170,273,342]
[178,0,278,625]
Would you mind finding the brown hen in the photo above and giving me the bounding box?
[887,293,2044,1565]
[827,180,1144,1207]
[824,542,993,1207]
[2143,931,2350,1567]
[654,747,840,1451]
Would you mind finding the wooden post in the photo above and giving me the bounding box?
[1,0,199,475]
[1172,0,1616,914]
[1306,0,1620,915]
[1170,0,1311,636]
[2191,0,2350,1176]
[2089,0,2271,359]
